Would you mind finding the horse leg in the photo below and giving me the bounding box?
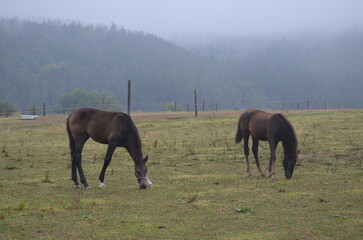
[74,136,90,189]
[69,132,80,188]
[99,144,116,189]
[71,152,79,188]
[268,140,278,181]
[243,134,252,177]
[252,138,266,177]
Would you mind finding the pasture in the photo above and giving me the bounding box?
[0,110,362,239]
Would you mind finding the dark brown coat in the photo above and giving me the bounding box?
[67,107,151,189]
[235,109,298,180]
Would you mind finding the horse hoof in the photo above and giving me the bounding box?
[85,186,91,190]
[74,185,80,189]
[99,183,106,189]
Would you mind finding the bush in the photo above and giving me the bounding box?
[0,100,17,116]
[162,102,182,112]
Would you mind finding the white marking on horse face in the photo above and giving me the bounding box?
[145,176,152,186]
[99,182,106,189]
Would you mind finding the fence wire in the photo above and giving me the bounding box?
[1,96,363,116]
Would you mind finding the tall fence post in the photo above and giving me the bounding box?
[127,80,131,115]
[338,98,341,109]
[194,89,198,117]
[43,103,45,117]
[282,97,285,111]
[202,100,205,111]
[32,105,36,115]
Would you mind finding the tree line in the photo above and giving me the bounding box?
[1,18,362,111]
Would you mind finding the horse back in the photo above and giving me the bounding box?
[238,109,293,142]
[68,107,132,145]
[245,109,272,141]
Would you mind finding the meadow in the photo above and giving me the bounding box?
[0,110,362,239]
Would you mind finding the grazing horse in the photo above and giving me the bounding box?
[235,109,298,181]
[66,107,152,189]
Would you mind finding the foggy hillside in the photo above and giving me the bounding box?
[0,18,362,110]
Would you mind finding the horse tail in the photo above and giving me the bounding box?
[235,122,243,143]
[66,114,76,154]
[235,111,250,143]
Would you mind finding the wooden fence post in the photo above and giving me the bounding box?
[127,80,131,115]
[194,89,198,117]
[43,103,45,117]
[338,98,341,109]
[282,97,285,111]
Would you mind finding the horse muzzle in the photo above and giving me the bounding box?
[138,176,152,189]
[285,171,293,179]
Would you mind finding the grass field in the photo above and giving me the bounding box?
[0,110,362,239]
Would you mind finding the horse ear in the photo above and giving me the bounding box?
[144,155,148,163]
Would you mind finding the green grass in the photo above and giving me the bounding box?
[0,110,362,239]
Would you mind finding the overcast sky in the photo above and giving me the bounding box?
[1,0,362,39]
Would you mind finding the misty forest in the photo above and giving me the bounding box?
[1,18,362,111]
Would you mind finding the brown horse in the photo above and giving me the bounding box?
[235,109,298,181]
[66,107,152,189]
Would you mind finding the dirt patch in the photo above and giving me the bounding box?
[131,111,241,121]
[1,111,239,129]
[1,109,359,129]
[131,108,361,121]
[0,115,67,129]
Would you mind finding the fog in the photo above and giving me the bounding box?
[1,0,362,39]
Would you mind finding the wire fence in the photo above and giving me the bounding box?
[2,95,362,117]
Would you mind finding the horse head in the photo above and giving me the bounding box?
[283,150,298,179]
[135,156,152,189]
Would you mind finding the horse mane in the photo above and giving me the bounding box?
[274,113,298,155]
[118,112,142,149]
[117,112,132,124]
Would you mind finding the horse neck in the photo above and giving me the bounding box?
[282,138,297,159]
[126,126,143,162]
[277,115,297,159]
[280,127,298,160]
